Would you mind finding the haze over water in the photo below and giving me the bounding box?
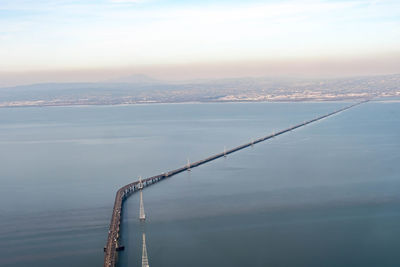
[0,101,399,266]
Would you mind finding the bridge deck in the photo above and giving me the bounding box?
[103,100,368,267]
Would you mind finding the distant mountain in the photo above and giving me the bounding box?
[104,74,160,84]
[0,74,398,107]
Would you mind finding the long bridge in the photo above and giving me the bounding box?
[103,100,368,267]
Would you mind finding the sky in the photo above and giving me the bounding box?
[0,0,399,86]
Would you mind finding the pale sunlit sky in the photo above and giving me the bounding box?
[0,0,399,86]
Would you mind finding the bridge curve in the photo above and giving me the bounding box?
[103,100,368,267]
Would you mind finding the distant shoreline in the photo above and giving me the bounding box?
[2,98,397,109]
[1,74,398,109]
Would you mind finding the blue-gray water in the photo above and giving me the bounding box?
[0,102,399,266]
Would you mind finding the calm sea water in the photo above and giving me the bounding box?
[0,102,399,267]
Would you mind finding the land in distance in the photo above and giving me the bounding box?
[0,74,399,107]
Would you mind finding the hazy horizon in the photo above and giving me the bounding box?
[1,57,400,88]
[1,0,399,87]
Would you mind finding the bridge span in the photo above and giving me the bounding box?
[104,100,368,267]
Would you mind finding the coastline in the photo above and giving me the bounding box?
[0,97,383,109]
